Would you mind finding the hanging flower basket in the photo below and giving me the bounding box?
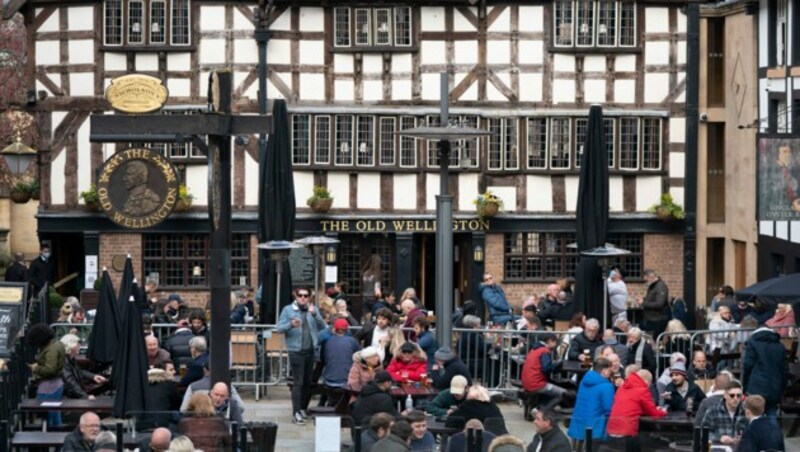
[175,198,192,212]
[474,190,503,219]
[10,189,30,204]
[479,201,500,218]
[309,197,333,213]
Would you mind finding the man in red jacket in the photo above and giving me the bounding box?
[606,367,666,452]
[521,333,567,411]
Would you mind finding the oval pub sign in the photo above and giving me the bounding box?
[106,74,168,114]
[97,148,180,229]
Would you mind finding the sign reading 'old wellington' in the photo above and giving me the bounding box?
[97,148,180,228]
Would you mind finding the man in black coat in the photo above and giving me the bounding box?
[738,395,785,452]
[62,411,101,451]
[625,327,657,377]
[742,327,788,415]
[5,252,27,283]
[164,320,194,367]
[431,347,473,390]
[352,371,399,426]
[28,244,54,295]
[567,318,603,361]
[527,409,571,452]
[636,268,669,337]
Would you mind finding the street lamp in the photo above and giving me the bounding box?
[325,245,337,265]
[473,245,484,263]
[398,73,490,346]
[257,240,302,323]
[580,243,630,328]
[294,236,340,309]
[1,131,36,175]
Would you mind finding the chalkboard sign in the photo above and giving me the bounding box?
[288,247,316,286]
[0,283,26,358]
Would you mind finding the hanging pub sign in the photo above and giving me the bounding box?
[97,148,180,229]
[757,136,800,221]
[105,74,168,114]
[0,282,26,358]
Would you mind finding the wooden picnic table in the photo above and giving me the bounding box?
[19,396,114,413]
[640,411,695,432]
[10,431,140,449]
[389,383,440,400]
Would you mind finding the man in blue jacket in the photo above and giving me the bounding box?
[276,287,328,425]
[479,272,516,325]
[567,357,615,444]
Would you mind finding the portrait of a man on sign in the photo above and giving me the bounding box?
[758,137,800,221]
[122,161,162,216]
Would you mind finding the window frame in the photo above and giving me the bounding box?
[333,6,414,51]
[552,0,637,50]
[102,0,192,49]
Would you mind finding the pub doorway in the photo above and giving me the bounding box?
[415,233,473,313]
[337,234,395,319]
[39,233,85,298]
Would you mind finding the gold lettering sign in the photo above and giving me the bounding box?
[97,148,179,229]
[106,74,168,114]
[319,219,490,233]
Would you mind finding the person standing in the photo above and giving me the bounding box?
[636,269,669,338]
[276,287,327,425]
[27,323,66,428]
[742,326,787,416]
[607,269,628,324]
[5,252,28,283]
[28,244,54,295]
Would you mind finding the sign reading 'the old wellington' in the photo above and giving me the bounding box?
[97,148,180,229]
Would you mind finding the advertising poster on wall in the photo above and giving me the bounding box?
[758,136,800,221]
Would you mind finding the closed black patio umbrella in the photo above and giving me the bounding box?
[117,255,135,325]
[112,295,149,418]
[258,99,296,323]
[86,269,119,364]
[574,105,609,325]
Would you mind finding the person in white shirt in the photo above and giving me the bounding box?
[607,269,628,323]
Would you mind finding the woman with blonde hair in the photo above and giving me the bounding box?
[168,435,195,452]
[177,393,231,451]
[400,287,417,303]
[449,385,508,435]
[662,319,692,358]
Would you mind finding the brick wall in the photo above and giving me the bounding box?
[483,232,685,312]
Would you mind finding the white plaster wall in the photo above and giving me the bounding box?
[167,53,191,71]
[363,55,382,74]
[487,186,516,212]
[488,7,510,32]
[292,171,314,209]
[670,187,684,207]
[422,41,447,65]
[233,7,254,30]
[564,175,579,212]
[76,120,91,198]
[299,8,324,31]
[50,148,66,204]
[38,8,59,32]
[270,8,291,31]
[266,39,291,65]
[677,41,687,65]
[299,41,324,65]
[357,173,381,209]
[392,80,412,101]
[454,8,477,31]
[135,54,158,71]
[393,54,412,73]
[70,73,94,97]
[335,55,353,73]
[609,176,624,212]
[234,39,258,64]
[300,74,326,101]
[615,55,637,72]
[669,117,685,143]
[552,79,575,104]
[487,41,510,65]
[645,42,670,66]
[553,54,575,72]
[645,8,670,33]
[459,77,479,101]
[644,73,670,103]
[362,80,383,102]
[421,74,439,101]
[584,79,605,104]
[393,174,417,210]
[334,80,354,101]
[201,6,226,30]
[758,2,769,68]
[636,176,662,211]
[426,173,440,211]
[244,152,259,206]
[185,165,208,206]
[518,6,544,32]
[36,76,60,97]
[328,173,350,209]
[487,73,511,101]
[677,9,687,33]
[454,41,478,65]
[526,175,552,211]
[519,73,543,102]
[518,40,543,64]
[420,7,445,31]
[458,173,479,211]
[68,7,93,31]
[167,78,191,98]
[36,41,60,66]
[584,56,606,72]
[669,152,685,179]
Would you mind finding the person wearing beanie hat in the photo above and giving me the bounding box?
[386,342,427,383]
[662,360,706,412]
[424,374,469,417]
[348,346,384,393]
[373,420,413,452]
[321,316,361,390]
[431,346,473,390]
[352,370,400,426]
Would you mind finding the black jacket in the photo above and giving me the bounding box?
[742,328,788,407]
[642,278,669,322]
[737,416,785,452]
[164,329,194,367]
[62,356,94,399]
[62,428,93,451]
[139,376,182,430]
[351,381,399,427]
[567,332,603,361]
[447,400,507,435]
[431,357,473,390]
[5,261,28,283]
[663,381,706,412]
[527,427,572,452]
[28,256,53,294]
[626,339,657,377]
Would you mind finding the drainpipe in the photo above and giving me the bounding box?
[683,4,699,327]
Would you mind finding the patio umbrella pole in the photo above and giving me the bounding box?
[275,261,283,325]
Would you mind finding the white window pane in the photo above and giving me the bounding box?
[315,116,331,164]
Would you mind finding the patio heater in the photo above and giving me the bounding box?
[294,236,340,306]
[257,240,302,323]
[580,243,630,328]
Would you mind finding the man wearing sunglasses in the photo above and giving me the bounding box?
[700,381,748,446]
[277,287,327,425]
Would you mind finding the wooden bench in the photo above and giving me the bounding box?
[10,431,140,449]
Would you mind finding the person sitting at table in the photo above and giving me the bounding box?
[178,392,232,451]
[387,342,428,383]
[136,427,172,452]
[351,412,395,452]
[594,329,628,363]
[517,304,543,332]
[359,308,401,366]
[138,367,181,431]
[560,312,585,349]
[413,317,437,371]
[457,315,492,383]
[348,346,384,393]
[352,370,400,427]
[526,409,571,452]
[694,372,731,427]
[446,419,497,452]
[663,319,692,362]
[606,368,666,451]
[164,319,194,368]
[765,302,796,337]
[732,299,755,324]
[431,346,473,390]
[405,410,435,451]
[27,322,66,428]
[189,311,210,344]
[656,352,687,395]
[607,354,624,387]
[209,382,244,424]
[738,395,785,452]
[521,333,567,411]
[425,375,468,417]
[92,431,117,452]
[661,361,705,413]
[567,318,603,362]
[402,298,427,341]
[62,411,101,451]
[180,361,245,413]
[322,318,361,390]
[687,350,716,382]
[448,385,508,436]
[145,335,172,369]
[625,327,657,378]
[487,435,525,452]
[168,435,196,452]
[700,380,748,446]
[179,336,208,387]
[373,420,414,452]
[567,357,615,444]
[60,334,107,400]
[708,306,737,357]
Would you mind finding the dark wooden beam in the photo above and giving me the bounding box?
[89,114,271,140]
